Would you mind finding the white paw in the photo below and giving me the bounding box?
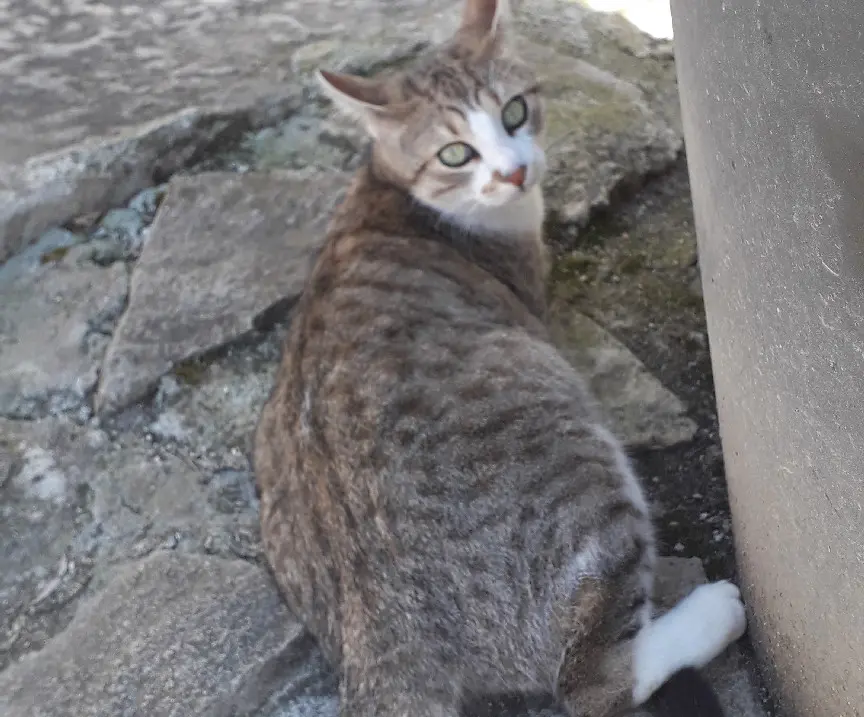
[631,580,746,705]
[678,580,747,663]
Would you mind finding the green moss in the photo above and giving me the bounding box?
[554,251,601,276]
[173,359,210,386]
[39,246,70,264]
[617,253,644,274]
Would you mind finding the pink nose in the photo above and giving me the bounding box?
[494,165,527,188]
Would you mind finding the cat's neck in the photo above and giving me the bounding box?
[329,162,549,319]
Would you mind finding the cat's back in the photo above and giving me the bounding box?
[253,181,599,660]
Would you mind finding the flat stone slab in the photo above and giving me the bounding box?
[0,552,306,717]
[95,169,348,415]
[0,418,96,671]
[0,246,128,419]
[0,415,263,671]
[549,310,697,449]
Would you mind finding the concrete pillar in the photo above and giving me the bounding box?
[670,1,864,715]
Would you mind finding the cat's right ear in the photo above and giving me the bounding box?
[317,70,394,139]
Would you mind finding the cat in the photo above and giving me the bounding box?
[253,1,746,715]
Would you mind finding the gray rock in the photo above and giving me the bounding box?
[549,310,697,449]
[68,238,129,267]
[0,227,82,285]
[127,184,168,220]
[151,338,282,466]
[0,552,308,717]
[96,208,146,239]
[95,170,348,415]
[90,207,150,263]
[0,418,95,671]
[0,103,304,264]
[85,439,259,572]
[0,415,264,671]
[517,3,682,226]
[0,255,128,419]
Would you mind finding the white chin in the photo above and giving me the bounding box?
[479,186,528,207]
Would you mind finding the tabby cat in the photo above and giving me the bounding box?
[254,1,747,715]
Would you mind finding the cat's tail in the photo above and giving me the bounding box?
[643,667,726,717]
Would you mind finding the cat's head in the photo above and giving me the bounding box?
[317,0,545,229]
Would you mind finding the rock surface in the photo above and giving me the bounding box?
[0,552,306,717]
[549,311,697,449]
[0,252,127,419]
[95,170,348,414]
[0,418,95,671]
[0,414,264,670]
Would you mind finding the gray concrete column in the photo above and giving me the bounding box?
[670,1,864,714]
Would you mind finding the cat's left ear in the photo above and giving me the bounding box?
[316,70,399,139]
[458,0,511,55]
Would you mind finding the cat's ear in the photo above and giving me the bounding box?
[459,0,511,50]
[316,69,396,139]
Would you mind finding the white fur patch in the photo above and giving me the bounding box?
[631,580,747,704]
[451,184,544,236]
[591,425,650,518]
[467,110,532,175]
[467,109,538,201]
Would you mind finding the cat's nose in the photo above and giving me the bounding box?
[494,165,527,188]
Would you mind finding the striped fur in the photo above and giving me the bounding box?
[254,1,745,716]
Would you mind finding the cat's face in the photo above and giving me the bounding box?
[394,55,546,218]
[318,0,546,229]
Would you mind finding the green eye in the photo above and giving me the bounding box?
[502,95,528,133]
[437,142,476,168]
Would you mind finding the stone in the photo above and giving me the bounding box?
[0,415,264,671]
[90,206,151,262]
[0,103,303,264]
[84,437,261,574]
[95,169,349,415]
[0,227,82,284]
[516,1,682,225]
[0,418,95,671]
[150,334,284,467]
[0,552,307,717]
[96,208,146,239]
[127,185,168,220]
[549,310,697,449]
[0,252,128,419]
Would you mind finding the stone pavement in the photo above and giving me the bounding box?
[0,1,766,715]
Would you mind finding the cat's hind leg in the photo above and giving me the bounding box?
[554,578,746,717]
